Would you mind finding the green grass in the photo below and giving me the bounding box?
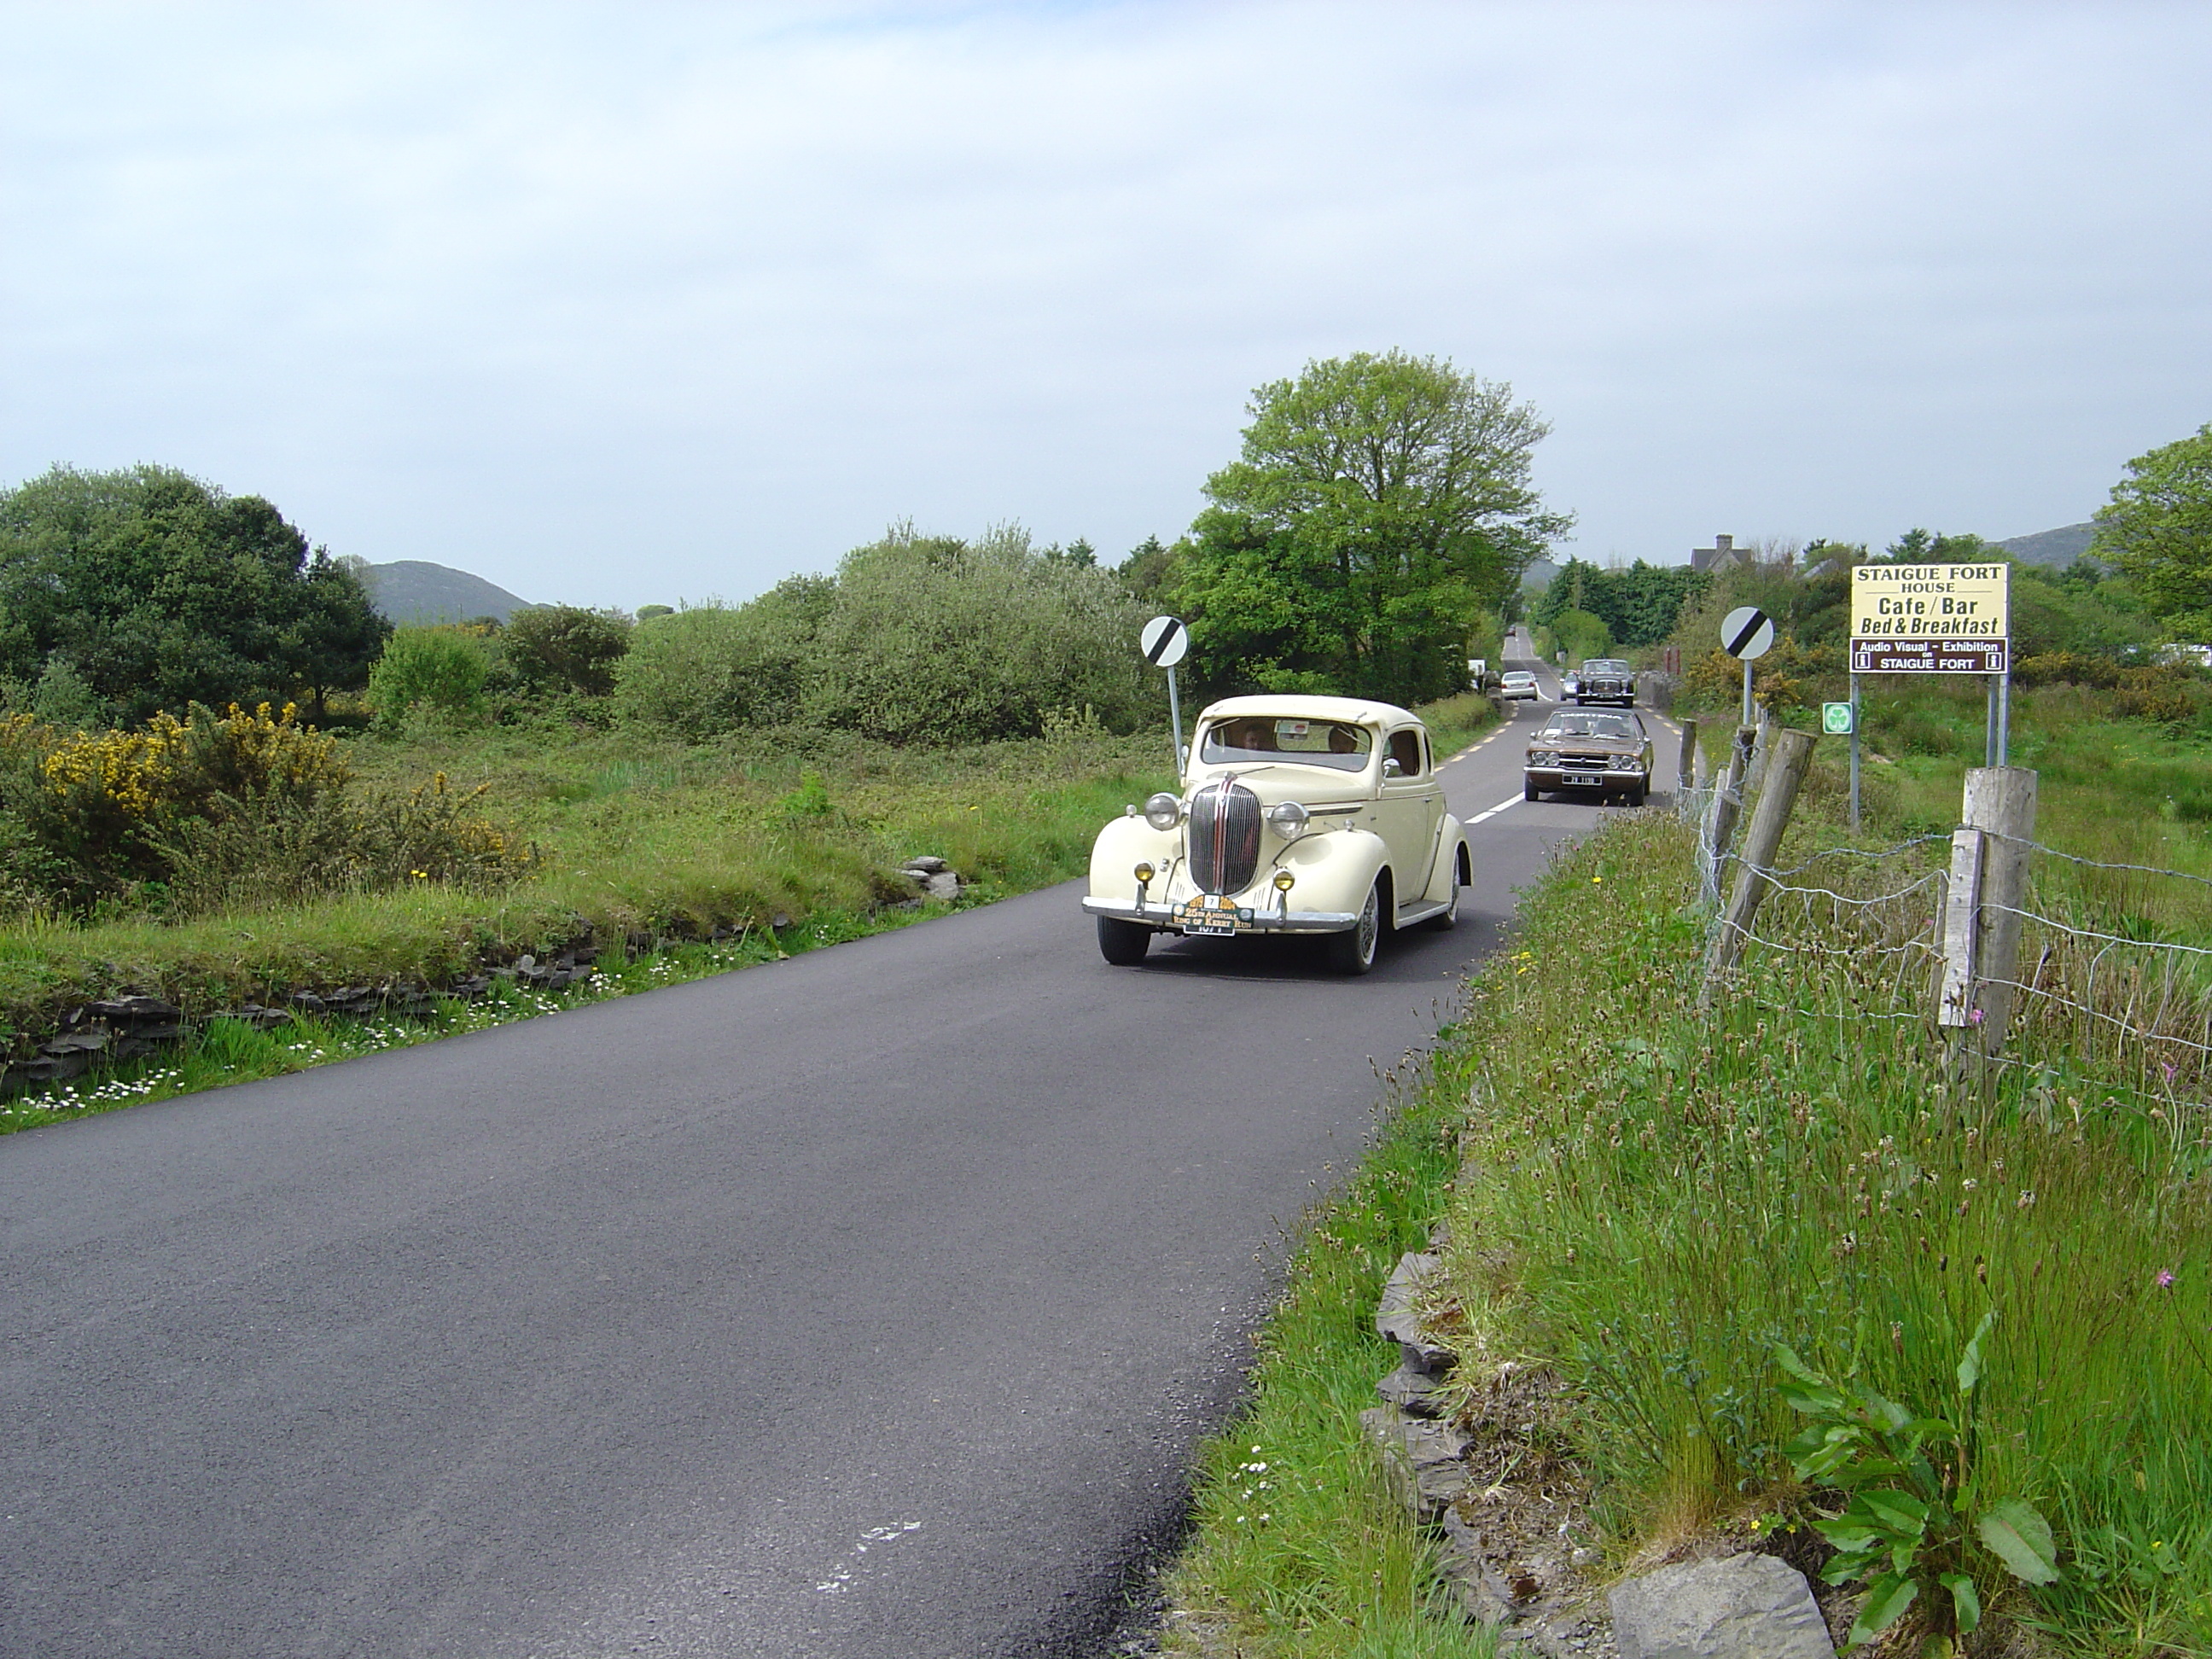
[1157,1049,1498,1659]
[1154,680,2209,1656]
[1427,802,2212,1655]
[0,722,1176,1066]
[0,905,931,1134]
[0,691,1494,1127]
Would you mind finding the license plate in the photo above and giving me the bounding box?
[1178,897,1251,935]
[1564,772,1603,787]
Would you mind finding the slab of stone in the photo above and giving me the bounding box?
[1609,1553,1835,1659]
[1377,1359,1448,1417]
[1359,1403,1472,1519]
[1374,1249,1457,1371]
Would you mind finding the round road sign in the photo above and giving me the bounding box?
[1140,614,1190,668]
[1721,605,1775,661]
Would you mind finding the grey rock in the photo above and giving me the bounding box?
[1609,1553,1835,1659]
[1375,1249,1456,1371]
[1377,1360,1449,1417]
[84,996,183,1023]
[922,871,961,901]
[1359,1403,1472,1519]
[904,856,949,874]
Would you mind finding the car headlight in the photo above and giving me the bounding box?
[1144,792,1183,831]
[1609,756,1642,771]
[1266,800,1309,837]
[1528,750,1556,765]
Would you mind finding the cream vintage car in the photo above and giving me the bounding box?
[1082,695,1471,975]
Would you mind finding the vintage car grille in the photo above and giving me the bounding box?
[1557,749,1615,767]
[1188,778,1263,895]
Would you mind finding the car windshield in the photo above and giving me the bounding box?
[1502,672,1535,682]
[1200,717,1374,771]
[1539,713,1639,740]
[1580,660,1630,675]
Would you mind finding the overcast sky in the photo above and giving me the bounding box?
[3,3,2208,609]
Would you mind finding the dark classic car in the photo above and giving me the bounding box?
[1523,709,1655,805]
[1564,658,1636,707]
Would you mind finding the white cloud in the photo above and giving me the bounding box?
[3,1,2208,605]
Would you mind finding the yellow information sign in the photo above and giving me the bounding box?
[1849,562,2010,674]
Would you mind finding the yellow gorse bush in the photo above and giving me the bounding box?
[38,703,348,824]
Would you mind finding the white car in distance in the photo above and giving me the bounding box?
[1082,695,1472,975]
[1499,671,1540,701]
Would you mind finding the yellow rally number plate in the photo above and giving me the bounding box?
[1176,896,1253,935]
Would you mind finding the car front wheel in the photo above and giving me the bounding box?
[1324,882,1382,975]
[1097,916,1152,965]
[1524,777,1541,801]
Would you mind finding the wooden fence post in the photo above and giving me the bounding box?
[1703,725,1756,905]
[1674,718,1699,812]
[1959,767,2038,1057]
[1703,728,1817,990]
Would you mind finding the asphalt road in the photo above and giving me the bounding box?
[0,640,1679,1659]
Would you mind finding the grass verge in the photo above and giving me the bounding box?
[1429,801,2212,1654]
[2,692,1498,1132]
[1153,1033,1499,1658]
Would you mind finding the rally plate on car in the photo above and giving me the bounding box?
[1177,895,1252,936]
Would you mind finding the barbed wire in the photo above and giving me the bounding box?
[1761,835,1950,879]
[1991,903,2212,963]
[1985,833,2212,891]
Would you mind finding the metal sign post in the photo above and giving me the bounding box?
[1139,615,1190,775]
[1824,692,1860,830]
[1849,676,1862,830]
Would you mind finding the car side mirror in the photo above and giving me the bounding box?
[1382,758,1404,778]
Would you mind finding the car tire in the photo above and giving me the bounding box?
[1627,779,1646,807]
[1524,778,1540,801]
[1324,882,1382,975]
[1097,916,1152,965]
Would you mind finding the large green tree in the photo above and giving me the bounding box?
[0,465,389,724]
[1176,351,1569,704]
[2092,422,2212,639]
[1531,558,1709,649]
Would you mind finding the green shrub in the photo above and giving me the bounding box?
[611,579,829,737]
[613,528,1156,745]
[1550,606,1612,664]
[3,702,350,898]
[502,605,633,697]
[366,628,492,728]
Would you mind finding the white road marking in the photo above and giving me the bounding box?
[1466,793,1525,825]
[815,1520,924,1593]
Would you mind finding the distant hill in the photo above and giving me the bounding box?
[361,561,533,624]
[1997,522,2098,569]
[1521,558,1561,591]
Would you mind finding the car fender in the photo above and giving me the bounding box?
[1088,813,1184,902]
[1270,824,1391,916]
[1420,813,1470,905]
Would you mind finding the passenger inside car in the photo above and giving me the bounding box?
[1199,718,1374,771]
[1540,713,1639,740]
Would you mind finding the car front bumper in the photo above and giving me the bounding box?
[1525,767,1646,793]
[1081,895,1360,934]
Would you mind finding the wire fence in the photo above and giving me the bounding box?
[1684,735,2212,1106]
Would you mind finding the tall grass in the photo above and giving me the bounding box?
[1435,812,2212,1653]
[1159,1055,1499,1659]
[0,723,1174,1053]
